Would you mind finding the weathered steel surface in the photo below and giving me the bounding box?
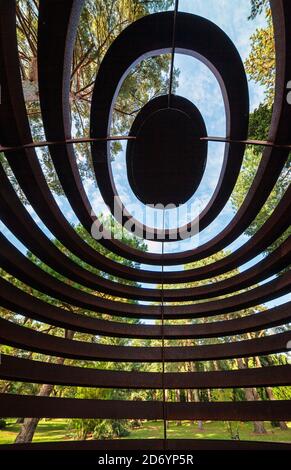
[1,394,291,421]
[1,439,291,451]
[0,318,290,362]
[1,355,291,389]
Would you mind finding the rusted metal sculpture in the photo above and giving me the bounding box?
[0,0,290,451]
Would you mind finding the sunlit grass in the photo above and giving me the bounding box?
[122,420,291,442]
[1,419,291,444]
[0,419,73,444]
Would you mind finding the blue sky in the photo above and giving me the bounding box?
[98,0,268,256]
[1,0,290,309]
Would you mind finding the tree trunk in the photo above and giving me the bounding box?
[176,389,182,426]
[197,420,204,431]
[265,386,288,430]
[0,381,11,394]
[191,371,204,431]
[15,383,54,443]
[253,352,288,431]
[236,358,267,434]
[15,330,74,443]
[253,421,267,434]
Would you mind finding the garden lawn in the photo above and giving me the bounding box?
[0,419,73,445]
[122,420,291,442]
[1,420,291,444]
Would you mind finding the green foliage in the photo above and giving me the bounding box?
[14,0,177,197]
[248,104,272,155]
[234,11,291,254]
[224,421,240,440]
[93,419,130,439]
[231,141,290,254]
[0,419,6,430]
[68,388,130,439]
[245,9,274,106]
[211,387,245,403]
[248,0,269,20]
[271,387,291,401]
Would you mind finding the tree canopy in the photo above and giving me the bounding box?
[13,0,177,195]
[231,2,290,254]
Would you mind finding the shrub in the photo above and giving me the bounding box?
[93,419,130,439]
[0,419,6,430]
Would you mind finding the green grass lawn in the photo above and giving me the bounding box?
[1,420,291,445]
[0,419,74,445]
[123,420,291,442]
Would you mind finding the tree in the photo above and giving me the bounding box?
[1,0,176,442]
[248,0,269,20]
[10,0,177,195]
[161,249,289,435]
[6,223,147,443]
[245,9,275,106]
[231,4,290,254]
[231,145,290,253]
[161,251,269,435]
[231,4,290,421]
